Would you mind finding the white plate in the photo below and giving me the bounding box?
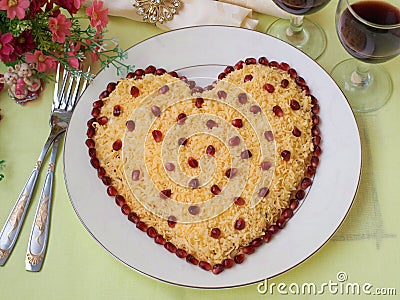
[64,26,361,288]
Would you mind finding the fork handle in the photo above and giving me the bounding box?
[0,132,60,266]
[25,134,63,271]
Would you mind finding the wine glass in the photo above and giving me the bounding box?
[331,0,400,112]
[267,0,331,60]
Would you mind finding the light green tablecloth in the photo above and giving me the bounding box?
[1,2,399,299]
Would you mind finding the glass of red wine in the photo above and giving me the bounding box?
[267,0,331,60]
[331,0,400,112]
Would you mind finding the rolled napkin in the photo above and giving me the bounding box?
[83,0,289,30]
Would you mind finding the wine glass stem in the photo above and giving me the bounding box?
[287,15,304,36]
[350,63,370,87]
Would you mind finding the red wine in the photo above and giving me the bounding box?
[272,0,331,15]
[338,1,400,63]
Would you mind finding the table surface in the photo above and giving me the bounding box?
[1,2,399,299]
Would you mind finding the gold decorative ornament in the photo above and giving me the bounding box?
[133,0,181,24]
[0,249,10,259]
[27,252,44,266]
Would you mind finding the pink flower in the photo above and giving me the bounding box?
[49,14,72,43]
[25,50,58,73]
[86,0,109,34]
[54,0,83,14]
[0,0,30,20]
[0,32,14,62]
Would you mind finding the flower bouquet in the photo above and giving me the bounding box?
[0,0,133,104]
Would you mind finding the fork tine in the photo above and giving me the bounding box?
[67,66,91,111]
[53,64,62,109]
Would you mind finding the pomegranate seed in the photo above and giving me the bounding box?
[176,137,187,146]
[301,178,312,189]
[281,150,291,161]
[145,65,156,74]
[235,218,246,230]
[206,119,218,129]
[205,85,214,91]
[85,138,95,148]
[310,95,318,104]
[90,157,100,169]
[128,212,140,224]
[151,105,161,117]
[295,76,306,87]
[155,68,166,75]
[206,145,216,156]
[186,254,199,265]
[296,189,305,200]
[93,99,104,108]
[188,80,196,89]
[235,60,244,69]
[126,72,135,79]
[258,56,269,65]
[126,120,135,131]
[130,86,139,97]
[290,199,299,210]
[147,227,158,238]
[87,117,96,128]
[273,105,283,117]
[188,157,198,168]
[152,130,163,142]
[234,254,246,264]
[188,178,200,189]
[176,249,187,258]
[97,167,106,178]
[244,74,253,82]
[210,228,221,239]
[121,204,131,215]
[131,170,140,181]
[240,150,252,159]
[223,258,235,269]
[251,238,263,247]
[168,215,177,228]
[177,113,187,125]
[218,72,226,80]
[135,69,145,76]
[258,187,270,198]
[312,125,320,136]
[99,91,109,99]
[155,234,166,245]
[158,85,169,94]
[107,82,117,92]
[224,66,234,74]
[159,189,172,199]
[290,99,301,110]
[225,168,238,178]
[195,97,204,108]
[179,76,188,83]
[136,221,147,232]
[268,225,279,234]
[115,195,125,206]
[282,208,293,219]
[264,130,274,141]
[191,86,203,94]
[302,85,310,95]
[234,197,245,206]
[269,61,279,68]
[113,105,121,116]
[314,145,322,156]
[280,62,290,71]
[164,242,177,253]
[292,126,302,137]
[88,148,96,158]
[212,264,225,275]
[232,118,243,128]
[199,261,212,271]
[91,107,100,118]
[165,163,175,171]
[102,176,111,185]
[107,186,117,196]
[277,217,286,229]
[112,139,122,151]
[288,68,297,78]
[245,57,257,65]
[243,245,255,255]
[312,115,320,125]
[281,79,289,88]
[98,116,108,125]
[209,184,221,195]
[238,93,247,104]
[307,166,316,177]
[311,156,320,168]
[217,90,227,99]
[264,232,272,243]
[229,136,241,146]
[250,105,261,114]
[261,161,272,170]
[188,205,200,215]
[168,71,179,78]
[263,83,275,93]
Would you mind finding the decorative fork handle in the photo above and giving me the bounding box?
[25,133,63,272]
[0,130,63,266]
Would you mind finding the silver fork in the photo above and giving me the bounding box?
[0,65,89,267]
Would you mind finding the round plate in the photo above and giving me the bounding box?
[64,25,361,289]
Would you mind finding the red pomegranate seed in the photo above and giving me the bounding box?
[273,105,283,117]
[176,249,187,259]
[151,105,161,117]
[206,145,216,156]
[277,217,286,229]
[251,238,263,247]
[314,145,322,156]
[191,86,203,94]
[188,80,196,89]
[97,167,106,178]
[312,125,320,136]
[263,83,275,93]
[99,91,109,99]
[258,56,269,66]
[188,157,198,168]
[261,161,272,171]
[244,74,253,82]
[210,228,221,239]
[296,189,305,200]
[98,116,108,125]
[145,65,156,74]
[168,215,177,228]
[126,72,135,79]
[250,105,261,114]
[195,97,204,108]
[206,120,218,129]
[223,258,235,269]
[135,69,145,76]
[85,138,95,148]
[232,118,243,128]
[121,204,131,215]
[264,232,272,243]
[217,90,227,99]
[128,212,140,224]
[212,264,225,275]
[235,60,244,70]
[130,86,139,97]
[155,68,166,75]
[312,115,320,125]
[147,227,158,238]
[281,150,291,161]
[177,113,187,125]
[234,197,245,206]
[234,254,246,264]
[238,93,247,104]
[224,66,234,74]
[136,221,148,232]
[280,62,290,71]
[154,234,166,245]
[292,126,302,137]
[211,184,221,195]
[179,76,188,83]
[302,85,310,95]
[307,166,316,177]
[102,176,111,185]
[199,261,212,271]
[152,130,163,142]
[88,148,96,158]
[225,168,238,178]
[268,225,279,234]
[91,107,100,118]
[245,57,257,65]
[90,157,100,169]
[218,72,226,80]
[107,82,117,92]
[235,218,246,230]
[282,208,293,219]
[188,205,200,215]
[159,189,172,199]
[115,195,125,206]
[229,136,240,146]
[93,99,104,108]
[113,105,121,116]
[281,79,289,88]
[288,68,297,78]
[158,85,169,94]
[290,199,299,210]
[258,187,269,198]
[241,150,252,159]
[311,156,320,168]
[87,117,96,128]
[165,163,175,171]
[269,61,279,68]
[264,130,274,141]
[186,254,199,265]
[164,242,177,253]
[112,139,122,151]
[310,95,318,104]
[290,99,301,110]
[107,186,117,196]
[177,137,187,146]
[131,170,140,181]
[188,178,200,189]
[243,245,255,255]
[168,71,179,78]
[126,120,135,131]
[301,178,312,189]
